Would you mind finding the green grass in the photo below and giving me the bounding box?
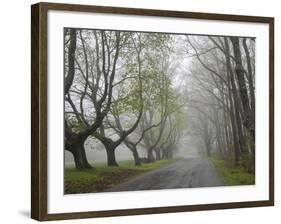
[210,157,255,185]
[65,158,179,194]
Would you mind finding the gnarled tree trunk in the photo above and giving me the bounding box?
[105,146,118,167]
[124,140,141,166]
[66,139,92,169]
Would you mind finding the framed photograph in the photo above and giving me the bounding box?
[31,2,274,221]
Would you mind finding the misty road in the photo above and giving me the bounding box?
[106,157,225,192]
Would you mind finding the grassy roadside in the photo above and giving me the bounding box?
[210,157,255,185]
[65,159,179,194]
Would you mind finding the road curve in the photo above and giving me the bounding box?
[106,157,224,192]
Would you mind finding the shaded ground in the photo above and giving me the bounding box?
[107,157,224,192]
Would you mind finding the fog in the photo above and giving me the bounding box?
[65,135,203,166]
[64,29,255,171]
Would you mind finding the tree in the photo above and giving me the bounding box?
[230,37,255,172]
[64,28,93,169]
[92,54,144,166]
[184,35,255,169]
[64,29,122,169]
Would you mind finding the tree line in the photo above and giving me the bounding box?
[64,28,184,169]
[184,35,255,173]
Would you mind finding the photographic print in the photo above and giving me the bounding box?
[31,3,273,220]
[64,28,256,194]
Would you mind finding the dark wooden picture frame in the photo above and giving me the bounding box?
[31,2,274,221]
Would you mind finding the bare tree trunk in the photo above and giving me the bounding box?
[154,148,161,160]
[229,37,252,129]
[65,28,76,95]
[242,38,255,114]
[105,146,118,167]
[131,148,141,166]
[242,38,256,172]
[147,148,155,162]
[124,140,141,166]
[223,103,230,157]
[230,37,255,173]
[66,139,92,169]
[228,91,240,165]
[225,37,247,165]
